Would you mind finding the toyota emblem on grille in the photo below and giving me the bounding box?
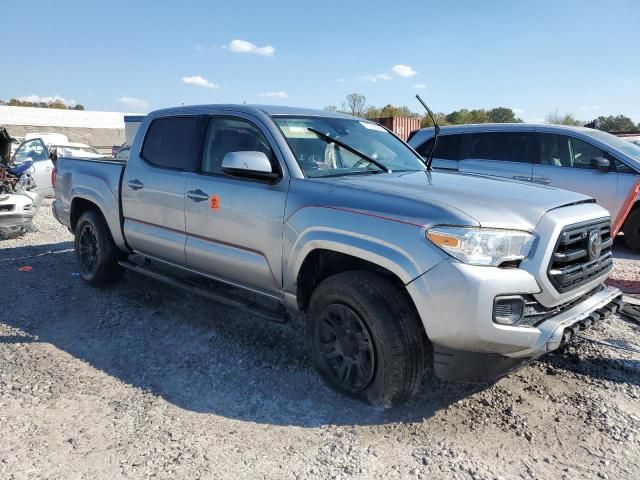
[587,229,603,260]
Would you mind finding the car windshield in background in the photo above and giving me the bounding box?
[586,130,640,161]
[273,116,425,177]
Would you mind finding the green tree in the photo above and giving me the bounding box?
[48,100,67,109]
[420,113,449,128]
[73,104,85,111]
[545,109,584,126]
[366,104,419,119]
[487,107,522,123]
[593,115,637,132]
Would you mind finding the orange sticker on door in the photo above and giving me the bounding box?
[210,194,220,211]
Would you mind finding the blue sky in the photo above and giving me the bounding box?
[2,0,639,123]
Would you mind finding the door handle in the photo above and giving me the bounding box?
[512,175,530,181]
[532,177,552,185]
[127,179,144,190]
[186,189,209,202]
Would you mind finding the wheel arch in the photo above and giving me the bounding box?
[68,192,127,250]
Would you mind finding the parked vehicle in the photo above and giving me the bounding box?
[53,105,622,407]
[0,128,41,234]
[12,137,103,196]
[409,124,640,250]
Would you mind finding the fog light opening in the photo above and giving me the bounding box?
[493,296,525,325]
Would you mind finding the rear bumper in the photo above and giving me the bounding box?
[432,289,623,383]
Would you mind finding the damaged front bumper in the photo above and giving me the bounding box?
[0,191,41,232]
[432,286,623,383]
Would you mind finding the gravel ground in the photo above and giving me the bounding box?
[1,202,639,480]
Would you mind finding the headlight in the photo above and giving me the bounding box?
[426,227,535,266]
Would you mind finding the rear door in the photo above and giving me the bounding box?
[122,115,199,265]
[457,131,534,182]
[183,113,289,296]
[414,134,464,170]
[532,133,619,217]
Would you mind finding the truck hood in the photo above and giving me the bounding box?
[327,171,595,231]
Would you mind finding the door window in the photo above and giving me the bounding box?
[538,134,572,167]
[201,117,275,175]
[13,139,47,163]
[416,134,463,160]
[465,132,533,163]
[569,137,606,170]
[141,116,198,170]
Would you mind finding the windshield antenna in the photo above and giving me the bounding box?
[415,94,439,171]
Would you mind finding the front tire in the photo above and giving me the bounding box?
[307,271,426,408]
[74,210,123,287]
[623,208,640,252]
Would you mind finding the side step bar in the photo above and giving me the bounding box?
[118,260,287,323]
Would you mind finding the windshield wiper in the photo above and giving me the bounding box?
[307,127,391,173]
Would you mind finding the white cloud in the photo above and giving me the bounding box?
[182,75,219,89]
[513,108,524,114]
[259,91,288,99]
[579,105,603,110]
[362,73,393,82]
[193,43,204,51]
[623,79,633,84]
[117,97,148,109]
[337,78,345,83]
[391,64,417,77]
[413,83,427,90]
[228,39,275,57]
[17,94,76,107]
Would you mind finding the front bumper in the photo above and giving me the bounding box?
[407,258,622,382]
[0,192,40,230]
[430,289,623,383]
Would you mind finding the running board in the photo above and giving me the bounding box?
[118,260,287,323]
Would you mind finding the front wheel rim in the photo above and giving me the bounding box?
[316,303,376,392]
[78,223,99,274]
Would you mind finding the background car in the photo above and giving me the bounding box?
[12,137,104,196]
[408,124,640,250]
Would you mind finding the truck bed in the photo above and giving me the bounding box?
[53,156,127,247]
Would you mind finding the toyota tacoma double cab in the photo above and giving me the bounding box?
[52,105,623,408]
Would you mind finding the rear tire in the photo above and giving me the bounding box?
[307,271,426,408]
[623,208,640,252]
[74,210,123,287]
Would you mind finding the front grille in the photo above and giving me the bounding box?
[548,218,613,293]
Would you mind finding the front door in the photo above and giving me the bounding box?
[532,133,619,217]
[184,114,289,297]
[122,115,198,265]
[12,139,54,195]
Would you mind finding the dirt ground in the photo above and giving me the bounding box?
[1,202,639,480]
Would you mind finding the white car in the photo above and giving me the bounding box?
[12,137,104,196]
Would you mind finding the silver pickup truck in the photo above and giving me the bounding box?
[52,105,623,408]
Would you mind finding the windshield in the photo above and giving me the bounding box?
[273,116,425,177]
[585,130,640,161]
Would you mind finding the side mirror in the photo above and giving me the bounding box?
[590,157,610,172]
[221,151,279,181]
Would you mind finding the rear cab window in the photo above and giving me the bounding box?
[141,116,198,170]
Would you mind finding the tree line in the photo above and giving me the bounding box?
[0,98,85,110]
[326,93,640,133]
